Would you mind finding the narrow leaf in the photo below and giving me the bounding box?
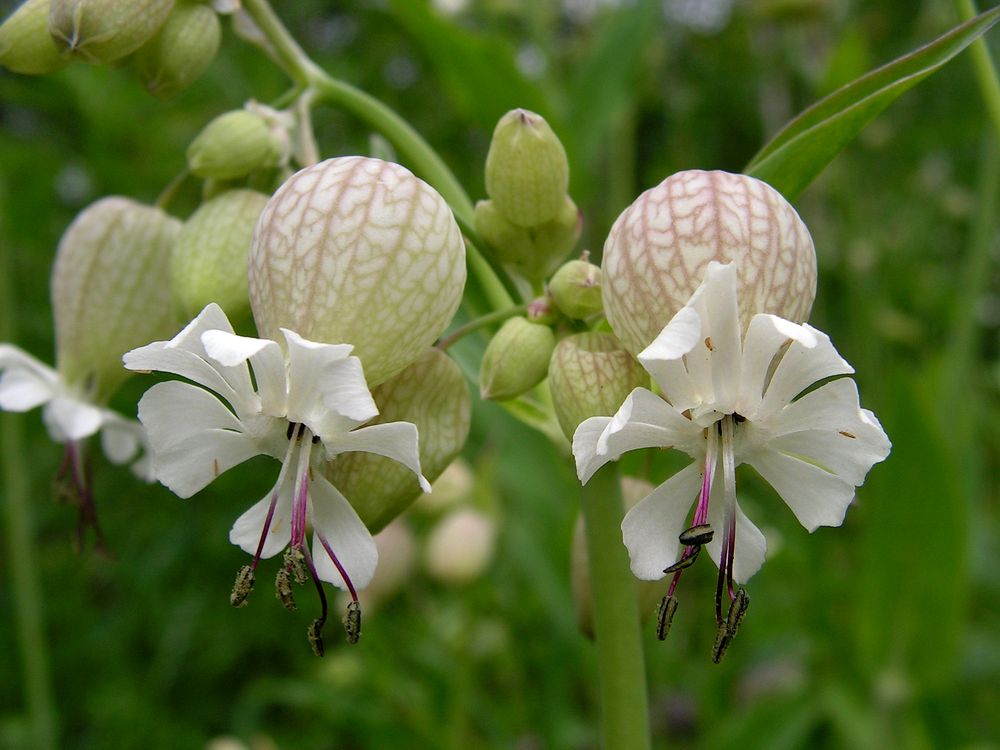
[745,7,1000,199]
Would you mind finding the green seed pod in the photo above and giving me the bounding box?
[171,189,268,322]
[324,348,471,533]
[485,108,569,227]
[187,109,284,180]
[52,197,180,401]
[134,0,220,100]
[0,0,68,74]
[548,331,648,441]
[602,170,817,356]
[479,317,555,402]
[48,0,175,64]
[250,157,466,387]
[549,256,601,320]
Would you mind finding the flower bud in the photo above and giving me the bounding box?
[250,157,466,386]
[485,108,569,227]
[425,508,497,586]
[324,348,471,532]
[548,332,648,440]
[0,0,68,74]
[602,170,817,356]
[187,109,284,180]
[53,197,180,400]
[171,189,268,321]
[549,256,601,319]
[134,0,220,100]
[475,195,580,285]
[479,317,555,402]
[48,0,175,64]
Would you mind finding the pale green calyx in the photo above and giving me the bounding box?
[548,332,648,441]
[485,108,569,227]
[249,156,467,387]
[53,196,180,400]
[602,169,817,356]
[186,108,285,180]
[48,0,175,64]
[0,0,68,74]
[479,316,555,402]
[134,0,220,100]
[324,348,471,532]
[549,255,602,320]
[171,188,268,322]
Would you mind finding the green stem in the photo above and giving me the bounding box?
[580,464,651,750]
[955,0,1000,139]
[0,195,58,750]
[436,304,528,350]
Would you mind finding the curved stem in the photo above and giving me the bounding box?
[580,464,652,750]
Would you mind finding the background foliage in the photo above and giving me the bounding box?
[1,1,998,748]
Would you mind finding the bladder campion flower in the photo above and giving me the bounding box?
[573,262,890,660]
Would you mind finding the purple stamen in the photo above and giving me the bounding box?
[316,529,359,603]
[250,488,281,572]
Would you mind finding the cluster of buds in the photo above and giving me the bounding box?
[0,0,228,99]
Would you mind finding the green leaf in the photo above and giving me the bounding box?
[745,6,1000,199]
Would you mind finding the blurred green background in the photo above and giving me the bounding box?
[1,1,999,748]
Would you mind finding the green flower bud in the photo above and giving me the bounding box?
[548,332,648,441]
[48,0,175,64]
[324,348,471,533]
[475,195,581,285]
[134,0,220,100]
[479,317,555,402]
[549,256,601,319]
[171,189,268,322]
[485,108,569,227]
[187,109,285,180]
[0,0,68,74]
[52,197,180,400]
[602,170,817,356]
[250,156,467,387]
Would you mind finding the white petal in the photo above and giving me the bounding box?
[738,314,812,417]
[99,414,144,465]
[704,499,768,584]
[327,421,430,492]
[573,416,614,484]
[746,449,858,532]
[598,387,701,459]
[138,382,263,497]
[229,471,295,559]
[309,473,378,591]
[42,396,104,441]
[202,330,287,414]
[639,305,702,362]
[0,368,56,411]
[620,462,702,580]
[759,324,854,416]
[694,262,742,410]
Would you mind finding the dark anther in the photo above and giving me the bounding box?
[679,524,714,547]
[275,567,296,611]
[286,422,295,440]
[655,596,679,641]
[343,600,362,644]
[733,413,746,423]
[711,622,732,664]
[312,433,320,444]
[284,546,308,585]
[663,546,700,574]
[230,565,255,608]
[307,619,325,657]
[726,588,749,637]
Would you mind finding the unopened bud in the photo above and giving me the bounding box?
[485,108,569,227]
[48,0,174,64]
[656,596,679,641]
[548,332,648,441]
[602,170,817,355]
[187,109,284,180]
[479,317,554,401]
[0,0,68,74]
[171,188,268,322]
[549,256,601,319]
[343,600,362,644]
[230,564,254,607]
[307,618,325,656]
[134,0,220,100]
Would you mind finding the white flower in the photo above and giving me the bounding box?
[0,344,150,476]
[573,262,890,652]
[123,303,430,627]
